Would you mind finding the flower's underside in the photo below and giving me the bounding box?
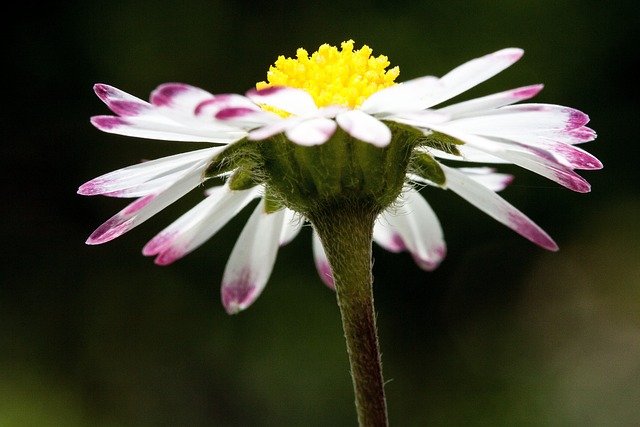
[81,41,599,313]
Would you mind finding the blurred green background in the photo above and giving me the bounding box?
[4,0,639,425]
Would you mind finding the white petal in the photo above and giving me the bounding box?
[247,117,299,141]
[384,110,450,128]
[375,187,446,271]
[360,76,440,115]
[90,115,246,143]
[285,117,337,146]
[214,108,281,129]
[194,94,261,118]
[421,48,524,109]
[437,84,544,118]
[92,84,248,143]
[442,104,587,135]
[143,185,261,265]
[429,125,591,192]
[335,110,392,147]
[85,158,209,245]
[221,201,285,314]
[150,83,216,112]
[312,231,334,289]
[280,208,303,246]
[457,167,513,192]
[440,164,558,250]
[246,86,318,115]
[78,147,223,197]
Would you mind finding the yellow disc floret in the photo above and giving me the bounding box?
[256,40,399,109]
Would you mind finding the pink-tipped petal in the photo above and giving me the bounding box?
[312,231,334,289]
[247,119,296,141]
[444,104,587,135]
[150,83,214,110]
[285,117,337,146]
[84,158,208,245]
[77,147,223,197]
[214,107,280,129]
[431,126,592,193]
[221,268,261,315]
[91,115,130,131]
[246,86,318,116]
[142,185,260,265]
[441,164,558,251]
[563,126,597,145]
[221,201,285,314]
[423,48,524,108]
[336,110,391,147]
[85,212,136,245]
[375,187,446,271]
[437,84,545,117]
[194,94,259,117]
[373,222,408,253]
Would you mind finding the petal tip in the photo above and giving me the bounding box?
[221,272,259,314]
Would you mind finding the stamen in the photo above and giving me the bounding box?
[256,40,399,110]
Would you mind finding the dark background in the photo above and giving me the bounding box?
[4,1,639,425]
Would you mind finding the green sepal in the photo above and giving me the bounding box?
[418,131,464,157]
[263,188,284,214]
[203,138,256,179]
[228,165,262,191]
[409,151,446,186]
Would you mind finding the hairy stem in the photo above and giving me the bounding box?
[308,201,388,427]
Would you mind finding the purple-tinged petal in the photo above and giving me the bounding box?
[194,94,259,117]
[373,222,406,253]
[443,104,588,135]
[94,84,154,117]
[150,83,214,110]
[429,126,592,193]
[312,231,334,289]
[92,113,245,143]
[215,107,260,120]
[91,115,130,131]
[440,164,558,251]
[562,126,597,145]
[247,118,297,141]
[214,107,280,129]
[285,118,337,146]
[221,268,261,315]
[143,185,261,265]
[420,48,524,109]
[221,201,285,314]
[566,108,590,129]
[78,147,223,197]
[336,110,391,147]
[85,158,209,245]
[437,84,544,117]
[536,140,602,170]
[107,100,152,117]
[247,86,318,116]
[375,187,446,271]
[94,83,146,105]
[93,84,248,142]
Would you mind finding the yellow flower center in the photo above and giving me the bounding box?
[256,40,399,110]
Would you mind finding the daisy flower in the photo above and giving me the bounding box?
[80,40,599,314]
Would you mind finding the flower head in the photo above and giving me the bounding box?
[81,41,599,313]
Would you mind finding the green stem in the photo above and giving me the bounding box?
[308,201,389,427]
